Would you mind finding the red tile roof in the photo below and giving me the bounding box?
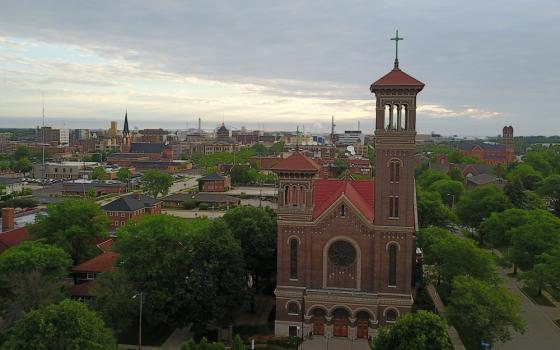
[96,237,116,253]
[272,153,321,172]
[371,68,424,87]
[0,227,32,250]
[72,252,119,273]
[313,179,374,221]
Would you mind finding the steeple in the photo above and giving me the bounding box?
[123,110,130,137]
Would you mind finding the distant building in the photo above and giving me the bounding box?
[457,126,515,165]
[466,174,505,190]
[62,179,125,197]
[32,161,100,180]
[216,123,230,142]
[162,192,241,209]
[199,173,230,192]
[101,193,162,230]
[0,208,34,254]
[59,128,70,145]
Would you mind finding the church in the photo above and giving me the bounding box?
[272,45,423,340]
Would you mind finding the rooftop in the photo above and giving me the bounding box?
[72,251,118,273]
[313,179,375,221]
[371,68,425,88]
[102,193,160,212]
[272,153,321,172]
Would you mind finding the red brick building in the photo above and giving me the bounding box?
[102,193,162,230]
[458,126,516,165]
[0,208,33,254]
[199,173,231,192]
[273,58,422,339]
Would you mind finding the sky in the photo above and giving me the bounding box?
[0,0,559,136]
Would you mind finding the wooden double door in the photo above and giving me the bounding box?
[332,316,349,337]
[313,316,325,336]
[356,319,369,339]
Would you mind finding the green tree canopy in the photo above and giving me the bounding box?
[446,276,524,349]
[223,206,277,284]
[418,227,498,295]
[448,167,465,183]
[29,199,110,264]
[142,169,173,198]
[416,189,456,228]
[117,167,132,183]
[428,179,464,207]
[417,169,449,189]
[479,208,530,248]
[372,311,452,350]
[538,174,560,216]
[455,185,510,230]
[506,163,543,190]
[13,157,32,174]
[91,166,108,180]
[114,215,247,330]
[2,299,116,350]
[13,145,31,161]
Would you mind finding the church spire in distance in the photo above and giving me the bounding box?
[123,109,130,136]
[390,29,404,70]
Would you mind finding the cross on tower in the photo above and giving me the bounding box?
[390,30,404,69]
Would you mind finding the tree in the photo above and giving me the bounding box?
[117,166,132,183]
[538,174,560,216]
[455,185,510,233]
[223,206,277,285]
[417,227,498,295]
[428,179,464,207]
[92,270,138,337]
[142,169,173,198]
[13,157,32,175]
[183,199,197,210]
[13,145,31,161]
[506,164,543,190]
[509,212,560,271]
[372,311,452,350]
[446,276,524,349]
[28,199,110,264]
[232,335,246,350]
[504,176,527,209]
[2,299,116,350]
[521,263,548,296]
[230,166,250,185]
[417,169,449,189]
[116,215,247,330]
[91,166,108,180]
[448,167,465,183]
[479,209,530,248]
[416,189,456,228]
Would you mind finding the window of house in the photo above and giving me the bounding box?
[284,186,289,205]
[389,196,399,218]
[121,221,125,226]
[290,239,298,279]
[386,309,397,322]
[341,204,346,217]
[389,160,400,183]
[287,302,299,315]
[388,244,397,286]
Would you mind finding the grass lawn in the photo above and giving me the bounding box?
[544,285,560,302]
[521,287,555,307]
[117,324,174,346]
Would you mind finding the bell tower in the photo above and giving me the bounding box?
[370,31,424,227]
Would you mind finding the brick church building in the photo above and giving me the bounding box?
[457,126,516,165]
[273,56,423,340]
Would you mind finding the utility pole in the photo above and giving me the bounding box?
[42,94,46,183]
[138,291,143,350]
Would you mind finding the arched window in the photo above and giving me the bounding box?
[300,186,306,205]
[341,204,346,217]
[292,186,297,206]
[388,244,397,286]
[386,309,397,322]
[290,239,298,279]
[287,302,299,315]
[385,105,392,130]
[284,186,289,205]
[389,160,400,183]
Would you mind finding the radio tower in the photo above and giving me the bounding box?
[41,94,46,182]
[330,115,336,145]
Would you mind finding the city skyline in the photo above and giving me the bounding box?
[1,1,559,136]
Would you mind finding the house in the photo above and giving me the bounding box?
[102,193,162,230]
[161,192,241,209]
[0,208,33,254]
[199,173,231,192]
[347,158,373,177]
[62,180,126,197]
[70,238,118,300]
[466,174,505,190]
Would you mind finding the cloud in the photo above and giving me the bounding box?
[418,104,502,120]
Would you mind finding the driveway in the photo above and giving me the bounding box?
[494,268,560,350]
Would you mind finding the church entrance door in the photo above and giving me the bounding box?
[332,316,348,337]
[356,319,368,339]
[313,316,325,336]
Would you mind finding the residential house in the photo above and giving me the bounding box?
[102,193,162,230]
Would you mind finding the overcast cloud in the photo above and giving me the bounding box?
[0,0,558,135]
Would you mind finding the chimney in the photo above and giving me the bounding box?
[2,208,15,232]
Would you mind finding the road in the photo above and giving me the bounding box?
[228,186,277,197]
[168,176,200,194]
[163,209,225,219]
[494,268,560,350]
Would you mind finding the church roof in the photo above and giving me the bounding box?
[313,179,374,221]
[371,68,424,88]
[272,153,321,172]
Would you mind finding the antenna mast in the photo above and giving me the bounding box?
[42,94,46,182]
